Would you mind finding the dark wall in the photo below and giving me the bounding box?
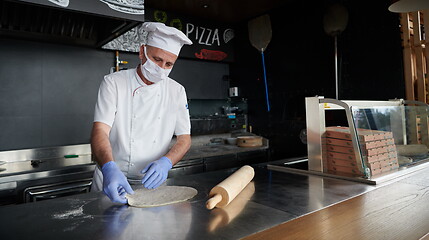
[339,1,404,100]
[230,0,404,160]
[113,51,231,100]
[0,38,229,151]
[172,60,229,99]
[0,39,111,151]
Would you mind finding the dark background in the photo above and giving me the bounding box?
[230,0,404,160]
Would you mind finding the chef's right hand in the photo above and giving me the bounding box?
[101,161,134,204]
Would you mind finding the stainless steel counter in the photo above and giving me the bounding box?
[182,144,269,160]
[0,165,375,239]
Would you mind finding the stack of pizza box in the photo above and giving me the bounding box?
[323,126,399,177]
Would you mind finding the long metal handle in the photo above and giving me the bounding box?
[25,181,92,202]
[261,52,271,112]
[321,98,369,178]
[27,182,91,196]
[335,35,339,100]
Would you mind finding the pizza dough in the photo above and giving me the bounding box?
[126,186,198,208]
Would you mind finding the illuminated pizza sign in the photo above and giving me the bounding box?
[148,9,235,62]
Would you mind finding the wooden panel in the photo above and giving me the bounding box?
[244,182,429,240]
[408,106,419,144]
[424,10,429,103]
[412,12,426,102]
[417,107,429,146]
[400,13,415,101]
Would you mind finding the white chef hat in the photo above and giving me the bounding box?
[142,22,192,56]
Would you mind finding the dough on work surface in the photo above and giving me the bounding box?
[126,186,198,208]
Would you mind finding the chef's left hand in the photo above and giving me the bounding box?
[141,156,172,189]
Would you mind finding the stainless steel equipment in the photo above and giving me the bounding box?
[24,179,92,202]
[0,138,269,204]
[0,144,95,205]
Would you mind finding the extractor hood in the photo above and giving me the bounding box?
[1,0,144,48]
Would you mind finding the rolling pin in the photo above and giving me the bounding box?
[206,165,255,210]
[208,181,255,232]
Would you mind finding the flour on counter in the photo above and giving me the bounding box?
[52,204,93,220]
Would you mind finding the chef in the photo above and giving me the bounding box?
[90,22,193,204]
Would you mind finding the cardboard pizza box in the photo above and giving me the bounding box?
[324,126,394,141]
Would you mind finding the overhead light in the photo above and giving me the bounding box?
[388,0,429,13]
[202,4,209,8]
[99,0,144,15]
[48,0,69,7]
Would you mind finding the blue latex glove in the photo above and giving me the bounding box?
[141,156,172,189]
[101,161,134,204]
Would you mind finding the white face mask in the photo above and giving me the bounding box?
[141,47,172,83]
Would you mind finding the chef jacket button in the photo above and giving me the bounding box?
[131,139,134,143]
[130,163,134,166]
[133,115,137,118]
[153,140,156,143]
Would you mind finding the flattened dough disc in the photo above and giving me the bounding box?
[126,186,198,208]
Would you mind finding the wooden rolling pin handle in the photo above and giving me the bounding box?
[206,194,223,210]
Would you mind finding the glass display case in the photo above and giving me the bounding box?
[269,96,429,184]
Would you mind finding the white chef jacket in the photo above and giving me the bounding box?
[91,68,191,191]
